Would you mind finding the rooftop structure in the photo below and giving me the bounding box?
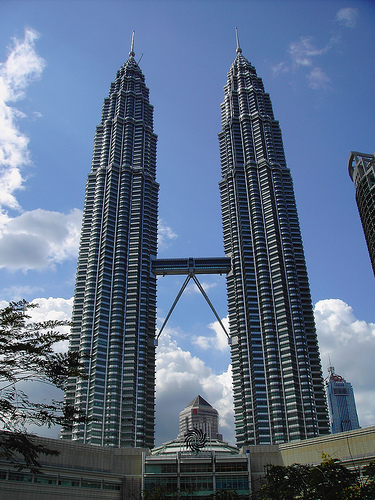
[177,395,223,441]
[325,365,360,434]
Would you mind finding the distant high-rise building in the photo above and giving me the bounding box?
[178,395,223,441]
[218,31,329,445]
[348,151,375,276]
[325,365,360,434]
[62,34,158,448]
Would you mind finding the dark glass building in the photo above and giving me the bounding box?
[218,36,329,445]
[325,365,360,434]
[348,151,375,276]
[62,35,158,448]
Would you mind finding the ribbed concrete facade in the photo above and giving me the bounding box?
[218,40,329,446]
[62,39,158,448]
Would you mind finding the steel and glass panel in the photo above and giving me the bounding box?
[63,55,158,448]
[219,51,328,445]
[326,374,360,434]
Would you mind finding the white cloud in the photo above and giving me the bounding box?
[272,35,336,91]
[29,296,73,323]
[336,7,358,29]
[0,208,82,270]
[192,316,230,353]
[158,218,177,249]
[0,30,83,272]
[272,61,289,76]
[185,279,217,295]
[1,284,44,300]
[0,28,46,211]
[155,331,234,445]
[315,299,375,428]
[273,7,358,91]
[29,296,73,352]
[307,67,331,90]
[289,36,331,68]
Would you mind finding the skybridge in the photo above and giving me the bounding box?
[151,257,232,276]
[151,257,232,344]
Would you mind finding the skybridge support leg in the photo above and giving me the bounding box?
[156,274,192,341]
[155,272,230,346]
[191,274,229,340]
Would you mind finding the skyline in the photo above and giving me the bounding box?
[0,0,374,446]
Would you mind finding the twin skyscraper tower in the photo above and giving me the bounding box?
[62,33,329,449]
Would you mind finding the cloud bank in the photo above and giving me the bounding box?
[0,28,45,211]
[2,296,373,443]
[0,29,82,271]
[155,330,234,445]
[315,298,375,428]
[0,208,81,270]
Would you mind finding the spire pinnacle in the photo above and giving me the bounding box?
[235,27,242,54]
[129,30,135,57]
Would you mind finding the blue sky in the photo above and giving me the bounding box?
[0,0,374,446]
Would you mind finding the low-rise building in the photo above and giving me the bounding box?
[1,397,374,499]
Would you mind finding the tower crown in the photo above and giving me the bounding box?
[186,395,212,408]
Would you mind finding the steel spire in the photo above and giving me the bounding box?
[129,30,135,57]
[235,27,242,54]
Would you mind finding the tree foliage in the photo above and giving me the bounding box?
[260,454,375,500]
[0,300,85,471]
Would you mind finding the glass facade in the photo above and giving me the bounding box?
[348,151,375,276]
[143,453,250,499]
[218,43,329,445]
[325,366,360,434]
[62,41,158,448]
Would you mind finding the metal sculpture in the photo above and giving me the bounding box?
[184,428,207,453]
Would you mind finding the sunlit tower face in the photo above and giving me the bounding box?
[219,37,329,445]
[62,36,158,448]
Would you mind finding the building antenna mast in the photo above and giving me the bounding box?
[129,30,135,57]
[235,27,242,54]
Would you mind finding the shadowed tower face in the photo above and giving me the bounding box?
[348,151,375,276]
[218,35,329,445]
[62,35,158,448]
